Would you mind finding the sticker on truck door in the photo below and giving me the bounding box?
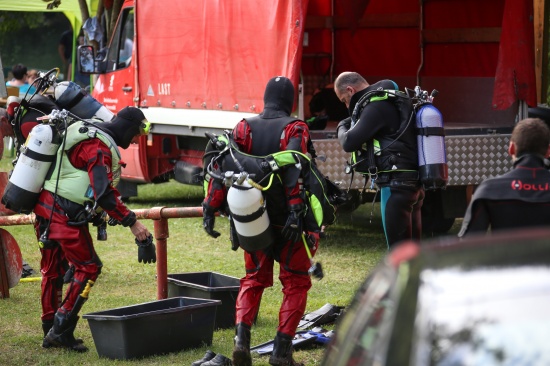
[147,85,154,96]
[158,83,171,95]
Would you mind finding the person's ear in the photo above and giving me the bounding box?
[546,144,550,158]
[508,141,515,158]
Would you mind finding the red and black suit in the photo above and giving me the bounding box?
[34,128,137,327]
[203,77,316,339]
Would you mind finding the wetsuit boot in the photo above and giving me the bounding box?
[192,350,217,366]
[44,311,88,352]
[268,332,304,366]
[41,320,54,348]
[42,318,84,348]
[232,323,252,366]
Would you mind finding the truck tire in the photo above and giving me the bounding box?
[116,180,138,201]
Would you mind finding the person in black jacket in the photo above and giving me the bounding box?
[459,118,550,236]
[334,71,424,248]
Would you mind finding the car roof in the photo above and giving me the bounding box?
[413,228,550,267]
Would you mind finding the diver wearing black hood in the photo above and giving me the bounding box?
[242,76,304,155]
[102,106,148,148]
[202,76,314,366]
[33,106,153,353]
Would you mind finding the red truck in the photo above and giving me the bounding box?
[80,0,549,232]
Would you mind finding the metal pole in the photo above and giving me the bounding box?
[154,217,169,299]
[0,207,204,225]
[148,207,170,300]
[0,237,9,299]
[0,206,205,299]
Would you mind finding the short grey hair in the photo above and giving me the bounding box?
[334,72,368,94]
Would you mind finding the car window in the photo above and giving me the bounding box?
[322,261,405,366]
[412,266,550,366]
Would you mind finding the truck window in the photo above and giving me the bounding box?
[106,8,134,71]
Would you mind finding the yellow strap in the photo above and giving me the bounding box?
[19,277,42,283]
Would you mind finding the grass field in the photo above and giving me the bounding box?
[0,153,461,365]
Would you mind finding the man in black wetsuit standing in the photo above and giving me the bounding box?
[459,118,550,236]
[334,71,424,248]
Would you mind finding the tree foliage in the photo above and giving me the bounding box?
[0,0,124,44]
[0,12,46,33]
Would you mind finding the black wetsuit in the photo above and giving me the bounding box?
[459,154,550,236]
[337,80,424,247]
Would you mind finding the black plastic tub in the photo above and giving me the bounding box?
[167,272,240,329]
[82,297,220,360]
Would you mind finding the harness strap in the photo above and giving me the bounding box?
[58,89,86,111]
[21,146,57,163]
[416,126,445,137]
[365,140,378,181]
[231,205,266,224]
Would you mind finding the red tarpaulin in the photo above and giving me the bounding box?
[136,0,309,113]
[492,0,537,110]
[136,0,535,116]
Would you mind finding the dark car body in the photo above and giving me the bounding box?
[322,229,550,366]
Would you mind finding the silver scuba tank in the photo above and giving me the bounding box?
[54,81,114,122]
[227,179,273,252]
[1,123,61,214]
[416,103,448,189]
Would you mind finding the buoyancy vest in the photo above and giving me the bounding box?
[349,83,419,183]
[271,150,338,229]
[43,120,121,206]
[246,115,304,191]
[207,133,339,231]
[245,115,298,155]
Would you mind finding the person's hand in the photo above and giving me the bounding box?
[130,220,150,242]
[136,234,156,264]
[337,117,352,132]
[202,203,221,238]
[282,203,305,243]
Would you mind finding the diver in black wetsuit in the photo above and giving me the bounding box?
[459,118,550,236]
[334,71,424,248]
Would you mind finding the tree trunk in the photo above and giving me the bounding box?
[108,0,124,40]
[78,0,90,25]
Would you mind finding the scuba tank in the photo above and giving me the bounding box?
[227,177,273,252]
[2,122,62,214]
[413,87,448,190]
[54,81,114,122]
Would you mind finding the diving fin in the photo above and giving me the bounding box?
[251,331,321,355]
[297,303,344,329]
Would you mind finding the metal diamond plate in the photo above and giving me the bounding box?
[313,133,513,189]
[445,134,512,185]
[313,139,369,189]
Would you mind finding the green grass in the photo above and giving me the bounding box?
[0,153,461,365]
